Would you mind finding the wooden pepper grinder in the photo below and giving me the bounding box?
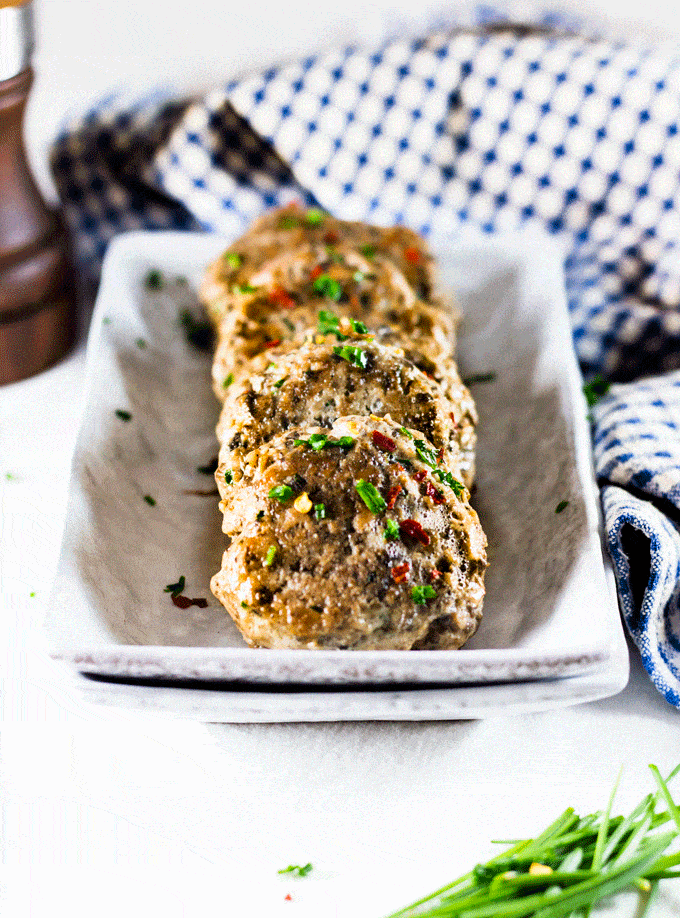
[0,0,76,385]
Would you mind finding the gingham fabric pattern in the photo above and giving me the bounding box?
[50,22,680,706]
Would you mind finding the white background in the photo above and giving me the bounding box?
[3,2,680,916]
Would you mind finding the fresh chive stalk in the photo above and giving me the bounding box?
[383,765,680,918]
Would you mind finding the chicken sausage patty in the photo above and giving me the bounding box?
[211,416,487,650]
[200,204,436,323]
[216,337,469,524]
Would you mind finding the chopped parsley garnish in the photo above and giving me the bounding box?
[273,377,287,389]
[305,207,326,225]
[355,479,386,514]
[414,440,439,468]
[269,484,294,502]
[433,468,465,497]
[350,318,368,334]
[463,371,497,386]
[145,269,163,290]
[313,273,343,301]
[224,470,234,485]
[222,373,234,389]
[231,283,259,295]
[224,252,242,269]
[197,458,218,475]
[143,495,156,506]
[115,409,132,422]
[333,344,368,368]
[583,373,611,408]
[180,309,214,350]
[278,863,313,877]
[294,433,354,451]
[240,601,248,609]
[314,503,326,520]
[359,244,376,259]
[555,499,570,513]
[412,584,436,605]
[136,338,147,349]
[264,545,277,568]
[385,519,400,540]
[164,576,185,598]
[399,426,414,439]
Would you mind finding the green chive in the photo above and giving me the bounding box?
[224,252,242,269]
[350,318,368,334]
[240,601,248,609]
[556,500,570,513]
[314,503,326,521]
[463,371,497,386]
[269,484,294,502]
[278,863,313,877]
[294,434,354,451]
[273,377,287,389]
[305,207,326,225]
[222,373,234,389]
[313,274,343,301]
[143,495,156,506]
[414,439,439,468]
[164,576,185,598]
[115,409,132,422]
[433,468,466,497]
[400,426,414,440]
[412,584,436,605]
[264,545,277,568]
[355,480,386,514]
[385,519,400,540]
[231,283,259,295]
[224,470,234,485]
[136,338,147,349]
[583,374,611,408]
[145,269,163,290]
[333,344,368,368]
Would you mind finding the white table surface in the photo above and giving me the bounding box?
[3,2,680,916]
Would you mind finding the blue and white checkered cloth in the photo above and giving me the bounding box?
[51,13,680,707]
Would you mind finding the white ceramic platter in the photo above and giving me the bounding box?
[45,229,629,710]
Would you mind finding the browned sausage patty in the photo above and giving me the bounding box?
[216,337,470,525]
[200,204,436,323]
[211,416,486,650]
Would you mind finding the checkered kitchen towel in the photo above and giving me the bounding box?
[51,12,680,706]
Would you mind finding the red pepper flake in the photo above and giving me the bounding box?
[430,568,443,582]
[391,562,411,583]
[310,264,324,282]
[372,430,397,452]
[324,230,340,244]
[413,470,427,482]
[399,519,431,546]
[269,286,297,309]
[263,338,282,349]
[426,482,445,504]
[171,594,208,609]
[284,894,293,902]
[386,484,402,509]
[450,412,459,429]
[404,246,422,265]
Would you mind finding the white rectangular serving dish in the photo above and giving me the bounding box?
[45,229,628,698]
